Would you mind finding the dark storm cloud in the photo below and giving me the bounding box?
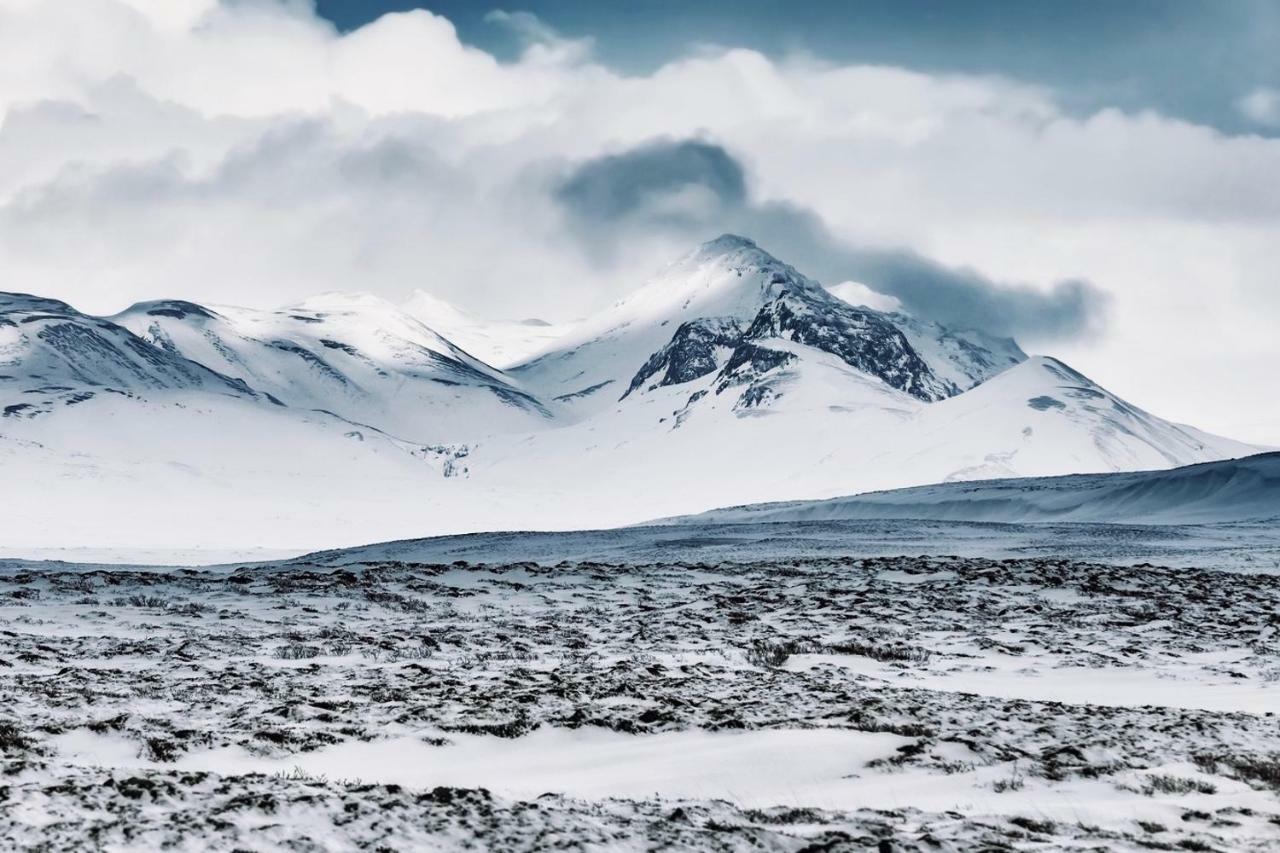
[556,140,746,225]
[839,250,1105,341]
[555,139,1108,340]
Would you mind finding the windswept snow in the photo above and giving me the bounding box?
[883,311,1026,391]
[682,451,1280,527]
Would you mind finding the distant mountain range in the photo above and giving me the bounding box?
[112,292,552,441]
[0,235,1260,553]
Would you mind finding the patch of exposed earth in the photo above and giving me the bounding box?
[2,556,1278,850]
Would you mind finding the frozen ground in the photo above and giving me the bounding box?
[2,553,1278,850]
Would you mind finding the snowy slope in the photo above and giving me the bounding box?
[2,291,484,553]
[0,387,475,554]
[113,293,554,443]
[677,451,1280,526]
[401,290,572,369]
[1,292,260,418]
[450,349,1256,534]
[901,355,1255,480]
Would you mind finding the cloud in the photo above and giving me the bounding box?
[826,281,901,313]
[555,139,1108,338]
[1238,87,1280,127]
[557,139,745,226]
[0,113,601,317]
[484,9,560,44]
[836,248,1106,339]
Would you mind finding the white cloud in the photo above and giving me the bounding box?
[0,0,1278,443]
[1237,87,1280,127]
[826,282,903,314]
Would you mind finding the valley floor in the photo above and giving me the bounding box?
[2,554,1278,850]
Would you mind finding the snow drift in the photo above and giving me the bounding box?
[680,452,1280,526]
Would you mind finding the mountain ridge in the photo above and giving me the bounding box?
[0,236,1263,552]
[1,291,263,418]
[110,292,554,443]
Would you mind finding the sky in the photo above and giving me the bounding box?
[321,0,1280,134]
[1,0,1279,444]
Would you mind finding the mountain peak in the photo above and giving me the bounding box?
[114,299,220,322]
[699,234,758,254]
[594,235,817,336]
[685,234,782,271]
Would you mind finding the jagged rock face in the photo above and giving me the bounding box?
[880,313,1026,392]
[717,340,797,385]
[623,317,742,398]
[744,290,955,402]
[623,276,955,407]
[713,341,797,412]
[607,238,981,409]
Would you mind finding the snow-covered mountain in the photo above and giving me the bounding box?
[910,355,1248,478]
[499,237,1244,478]
[113,292,553,442]
[1,291,485,555]
[510,236,1023,417]
[0,235,1263,554]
